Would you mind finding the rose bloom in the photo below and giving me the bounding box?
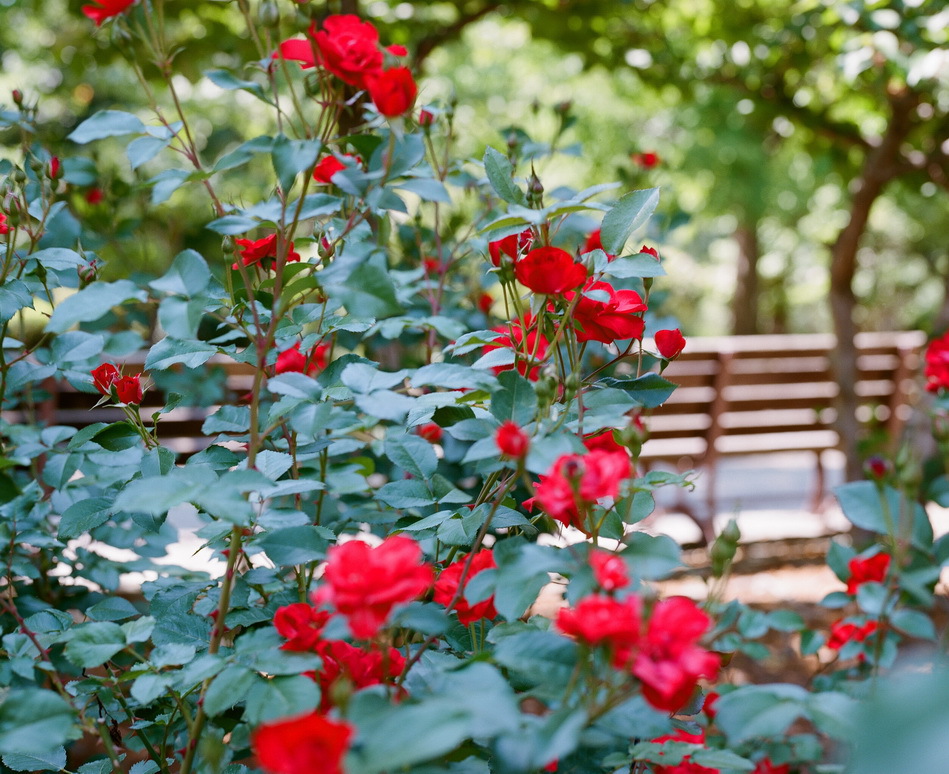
[496,421,530,459]
[827,619,878,651]
[419,109,435,127]
[534,449,631,533]
[555,594,641,665]
[640,245,659,259]
[434,549,498,625]
[477,292,493,316]
[488,229,533,267]
[0,213,9,235]
[650,729,718,774]
[274,603,332,652]
[367,66,418,117]
[589,549,629,592]
[655,328,686,360]
[515,247,588,296]
[568,279,647,344]
[482,316,549,381]
[232,234,301,270]
[416,423,443,443]
[632,596,720,712]
[312,534,433,639]
[924,331,949,392]
[581,229,615,261]
[846,552,890,595]
[114,374,143,405]
[314,640,404,711]
[81,0,134,25]
[85,187,104,205]
[313,154,360,184]
[91,363,120,395]
[313,15,384,87]
[275,342,328,375]
[252,711,353,774]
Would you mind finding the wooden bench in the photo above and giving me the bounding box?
[638,331,927,532]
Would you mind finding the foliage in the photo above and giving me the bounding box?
[1,4,949,774]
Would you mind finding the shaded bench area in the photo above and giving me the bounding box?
[640,331,927,534]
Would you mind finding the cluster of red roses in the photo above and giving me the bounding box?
[279,15,417,118]
[649,728,790,774]
[556,551,720,713]
[924,330,949,393]
[90,363,144,405]
[822,551,889,657]
[254,536,502,774]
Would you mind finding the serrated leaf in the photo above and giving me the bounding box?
[386,433,438,479]
[2,748,66,771]
[46,280,146,332]
[483,146,529,206]
[68,110,145,144]
[597,372,676,408]
[59,497,112,540]
[272,134,321,192]
[204,666,258,717]
[64,622,126,668]
[600,187,660,254]
[256,526,328,565]
[145,337,217,370]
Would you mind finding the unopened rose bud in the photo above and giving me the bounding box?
[563,372,581,399]
[258,1,279,27]
[721,518,741,544]
[419,109,434,127]
[48,156,62,180]
[11,89,23,106]
[319,236,334,260]
[221,236,234,254]
[12,169,26,185]
[29,156,44,174]
[864,456,890,481]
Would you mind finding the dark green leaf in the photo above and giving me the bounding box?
[600,188,660,254]
[68,110,145,144]
[59,497,112,540]
[127,135,170,170]
[256,526,328,565]
[63,622,126,668]
[2,748,67,772]
[483,146,529,207]
[149,249,211,296]
[46,280,146,332]
[272,134,321,192]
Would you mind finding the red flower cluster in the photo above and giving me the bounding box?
[567,279,647,343]
[496,421,530,459]
[275,342,329,375]
[515,247,588,296]
[252,711,353,774]
[924,331,949,392]
[278,15,417,118]
[233,234,301,271]
[482,316,549,381]
[312,535,433,639]
[846,552,890,595]
[433,549,498,625]
[589,549,628,591]
[488,229,534,266]
[81,0,134,25]
[656,328,686,360]
[91,364,144,405]
[650,729,717,774]
[827,618,877,651]
[559,596,718,712]
[534,447,631,533]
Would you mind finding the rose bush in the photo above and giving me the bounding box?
[0,5,947,774]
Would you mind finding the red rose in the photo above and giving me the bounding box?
[925,332,949,392]
[702,691,719,720]
[275,342,326,375]
[313,154,361,184]
[0,213,9,236]
[827,619,877,650]
[589,549,628,592]
[568,279,647,344]
[632,151,660,169]
[515,247,587,296]
[85,187,104,205]
[232,234,301,270]
[386,44,408,57]
[655,328,686,360]
[555,594,641,665]
[114,374,143,405]
[252,711,353,774]
[434,550,498,626]
[91,363,120,395]
[419,109,435,127]
[496,421,529,459]
[633,596,720,712]
[581,229,615,261]
[312,15,384,87]
[477,292,493,316]
[367,67,418,117]
[640,245,659,259]
[312,535,432,639]
[81,0,134,25]
[274,603,332,652]
[488,229,533,267]
[534,449,631,533]
[650,729,718,774]
[416,423,443,443]
[482,316,549,381]
[314,640,404,711]
[846,553,890,595]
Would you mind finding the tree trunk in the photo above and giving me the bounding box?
[829,89,918,482]
[732,222,760,335]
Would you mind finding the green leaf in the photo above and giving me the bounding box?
[158,296,206,340]
[272,134,321,192]
[2,748,67,772]
[122,616,155,644]
[256,526,328,565]
[492,629,577,691]
[150,169,190,205]
[145,337,217,370]
[596,372,676,408]
[59,497,112,540]
[386,433,438,479]
[394,178,451,203]
[63,622,126,668]
[150,249,211,296]
[493,539,561,621]
[206,214,259,234]
[68,110,145,144]
[714,684,809,743]
[203,405,251,434]
[0,690,76,755]
[607,251,667,278]
[205,68,269,101]
[50,331,105,363]
[130,673,169,705]
[600,187,660,254]
[127,135,170,170]
[46,280,146,332]
[330,263,404,318]
[690,749,755,771]
[243,675,321,726]
[204,666,258,717]
[483,146,529,207]
[890,608,936,640]
[86,597,139,622]
[621,533,681,579]
[0,280,34,324]
[490,369,538,425]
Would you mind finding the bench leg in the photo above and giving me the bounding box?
[808,450,826,514]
